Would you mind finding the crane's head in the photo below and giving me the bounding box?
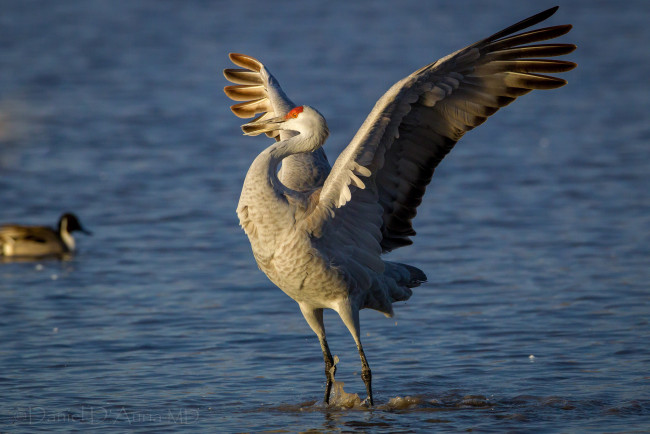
[243,105,329,142]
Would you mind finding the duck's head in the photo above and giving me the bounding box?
[59,213,92,236]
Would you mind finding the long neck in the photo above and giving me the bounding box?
[267,131,327,184]
[239,133,325,215]
[237,130,328,259]
[271,130,326,159]
[241,130,329,202]
[279,148,330,192]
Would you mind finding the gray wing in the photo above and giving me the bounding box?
[224,53,331,192]
[313,6,576,254]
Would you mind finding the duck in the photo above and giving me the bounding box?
[0,213,91,258]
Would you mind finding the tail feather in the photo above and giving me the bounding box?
[384,260,427,294]
[363,261,427,317]
[401,263,428,287]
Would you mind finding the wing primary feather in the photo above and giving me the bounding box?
[472,60,577,76]
[223,69,264,85]
[231,97,272,118]
[478,6,560,44]
[224,85,266,101]
[485,44,577,61]
[483,25,573,52]
[229,53,263,72]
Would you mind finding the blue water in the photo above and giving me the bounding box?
[1,0,649,431]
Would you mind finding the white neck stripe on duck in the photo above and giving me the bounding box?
[59,219,76,251]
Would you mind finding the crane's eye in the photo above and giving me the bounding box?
[285,106,304,120]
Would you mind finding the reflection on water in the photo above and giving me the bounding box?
[1,0,649,431]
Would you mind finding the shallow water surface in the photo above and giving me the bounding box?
[1,0,649,431]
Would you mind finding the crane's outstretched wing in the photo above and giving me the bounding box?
[310,7,575,263]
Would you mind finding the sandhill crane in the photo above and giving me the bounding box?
[224,7,575,406]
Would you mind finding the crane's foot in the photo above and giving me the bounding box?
[361,366,373,406]
[357,345,373,406]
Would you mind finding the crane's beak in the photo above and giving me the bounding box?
[242,116,284,136]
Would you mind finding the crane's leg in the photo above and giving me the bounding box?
[319,336,336,404]
[337,303,374,406]
[299,304,336,404]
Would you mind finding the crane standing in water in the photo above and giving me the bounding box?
[224,7,575,406]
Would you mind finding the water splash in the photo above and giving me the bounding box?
[327,355,363,408]
[329,380,363,408]
[385,395,424,410]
